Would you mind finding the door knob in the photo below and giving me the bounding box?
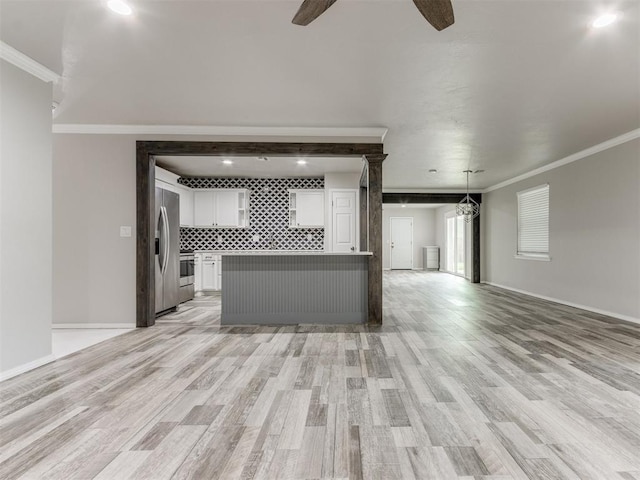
[350,246,355,251]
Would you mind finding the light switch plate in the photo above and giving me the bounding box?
[252,235,260,243]
[120,226,132,237]
[307,233,313,241]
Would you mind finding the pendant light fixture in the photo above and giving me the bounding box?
[456,170,479,223]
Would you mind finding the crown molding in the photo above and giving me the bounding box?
[0,42,59,83]
[52,124,388,140]
[484,128,640,193]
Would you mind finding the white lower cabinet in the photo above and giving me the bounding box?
[196,253,221,292]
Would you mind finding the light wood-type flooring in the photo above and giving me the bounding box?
[1,272,640,479]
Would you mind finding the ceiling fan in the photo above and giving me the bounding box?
[292,0,454,31]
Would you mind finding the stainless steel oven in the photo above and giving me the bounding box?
[179,251,195,303]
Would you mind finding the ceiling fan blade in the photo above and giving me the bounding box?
[292,0,338,26]
[412,0,455,31]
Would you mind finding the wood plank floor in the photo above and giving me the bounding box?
[1,271,640,479]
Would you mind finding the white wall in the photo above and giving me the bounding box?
[324,172,361,251]
[53,134,137,326]
[0,60,53,375]
[484,138,640,322]
[382,207,436,269]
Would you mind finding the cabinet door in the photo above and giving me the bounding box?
[214,190,239,227]
[201,260,217,290]
[194,191,215,227]
[296,191,325,227]
[178,186,194,227]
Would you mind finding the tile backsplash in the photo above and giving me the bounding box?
[178,177,324,251]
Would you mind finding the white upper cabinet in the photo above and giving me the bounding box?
[177,185,194,227]
[214,190,240,227]
[193,191,216,226]
[193,189,250,228]
[289,190,324,228]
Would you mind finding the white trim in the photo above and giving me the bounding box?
[514,254,551,262]
[482,281,640,325]
[0,42,59,83]
[0,354,56,382]
[516,183,549,197]
[52,323,136,329]
[52,124,388,139]
[484,128,640,193]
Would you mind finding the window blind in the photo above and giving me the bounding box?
[517,184,549,256]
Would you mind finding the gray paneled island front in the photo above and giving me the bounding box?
[221,252,372,325]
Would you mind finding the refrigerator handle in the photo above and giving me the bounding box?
[161,206,170,274]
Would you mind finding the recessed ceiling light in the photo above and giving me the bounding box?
[222,159,233,165]
[257,156,269,162]
[107,0,133,16]
[401,204,407,208]
[592,12,618,28]
[297,159,307,165]
[428,169,437,173]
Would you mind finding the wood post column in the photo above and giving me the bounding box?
[472,212,480,283]
[364,154,387,325]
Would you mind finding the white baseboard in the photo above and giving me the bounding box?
[52,323,136,329]
[0,354,56,382]
[482,281,640,325]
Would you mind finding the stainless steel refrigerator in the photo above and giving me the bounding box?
[155,187,180,315]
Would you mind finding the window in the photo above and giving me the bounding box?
[517,184,550,260]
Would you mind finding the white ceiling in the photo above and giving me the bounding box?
[1,0,638,189]
[155,155,363,178]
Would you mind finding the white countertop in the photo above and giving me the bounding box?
[195,250,373,256]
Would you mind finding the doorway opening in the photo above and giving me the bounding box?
[445,212,467,277]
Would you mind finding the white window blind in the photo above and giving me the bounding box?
[517,184,549,257]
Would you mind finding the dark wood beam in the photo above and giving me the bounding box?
[364,154,387,326]
[359,186,368,252]
[137,141,383,157]
[136,144,156,327]
[472,213,480,284]
[383,192,482,204]
[359,163,368,188]
[137,140,386,328]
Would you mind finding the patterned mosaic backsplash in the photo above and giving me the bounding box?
[178,177,324,251]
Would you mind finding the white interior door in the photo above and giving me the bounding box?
[331,190,357,252]
[390,217,413,269]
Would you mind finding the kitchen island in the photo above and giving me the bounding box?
[220,251,372,325]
